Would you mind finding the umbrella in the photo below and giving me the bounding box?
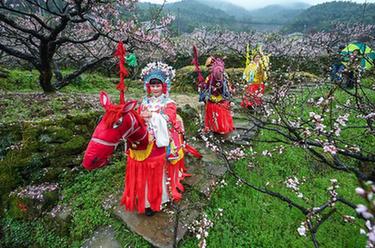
[340,42,375,70]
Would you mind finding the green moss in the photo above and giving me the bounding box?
[7,188,59,220]
[67,111,100,126]
[29,166,64,183]
[38,127,74,144]
[0,166,22,199]
[1,151,33,169]
[0,214,70,248]
[59,136,86,155]
[49,155,82,168]
[0,125,22,159]
[0,69,40,91]
[7,196,30,220]
[177,104,200,136]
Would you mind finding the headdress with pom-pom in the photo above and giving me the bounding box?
[140,62,175,95]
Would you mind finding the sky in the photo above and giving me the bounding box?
[140,0,375,9]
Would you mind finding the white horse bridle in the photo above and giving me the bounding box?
[90,113,146,148]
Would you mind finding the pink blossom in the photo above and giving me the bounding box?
[323,144,337,155]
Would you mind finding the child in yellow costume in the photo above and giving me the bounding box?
[241,47,269,108]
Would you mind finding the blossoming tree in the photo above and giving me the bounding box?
[0,0,173,92]
[193,24,374,247]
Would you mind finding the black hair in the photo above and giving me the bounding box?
[149,78,163,84]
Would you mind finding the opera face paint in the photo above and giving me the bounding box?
[150,83,163,97]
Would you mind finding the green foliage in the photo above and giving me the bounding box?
[174,65,244,90]
[61,158,147,246]
[0,215,70,248]
[284,1,375,33]
[182,131,366,247]
[137,0,255,33]
[0,69,40,92]
[0,158,148,247]
[248,3,308,24]
[180,81,373,247]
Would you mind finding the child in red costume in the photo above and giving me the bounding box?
[121,62,188,216]
[200,57,234,135]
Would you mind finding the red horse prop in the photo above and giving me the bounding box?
[82,91,147,170]
[83,91,201,213]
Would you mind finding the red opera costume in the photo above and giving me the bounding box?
[200,57,234,135]
[121,62,189,214]
[83,54,201,215]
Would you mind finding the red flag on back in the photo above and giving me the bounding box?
[114,41,128,104]
[192,45,205,84]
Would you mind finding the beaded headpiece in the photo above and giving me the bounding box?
[140,62,175,94]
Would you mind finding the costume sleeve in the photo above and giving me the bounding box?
[150,112,169,147]
[161,102,176,126]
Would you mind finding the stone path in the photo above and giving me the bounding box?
[82,226,121,248]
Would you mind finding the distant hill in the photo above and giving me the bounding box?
[248,3,309,24]
[284,1,375,33]
[196,0,252,21]
[137,0,255,33]
[136,0,311,33]
[250,5,308,24]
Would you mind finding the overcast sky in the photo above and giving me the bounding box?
[140,0,375,9]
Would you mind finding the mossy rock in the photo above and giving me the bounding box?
[0,124,22,159]
[177,104,200,136]
[59,136,86,155]
[0,151,34,169]
[49,154,83,168]
[29,166,65,184]
[38,126,73,144]
[0,166,22,201]
[7,185,59,220]
[0,112,98,209]
[66,111,101,126]
[22,124,42,151]
[45,204,73,236]
[74,124,93,136]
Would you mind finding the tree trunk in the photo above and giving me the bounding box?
[38,67,55,93]
[38,41,56,93]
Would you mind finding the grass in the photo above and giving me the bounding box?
[180,80,373,247]
[0,157,149,248]
[60,156,148,247]
[0,68,373,247]
[181,129,366,247]
[0,68,144,95]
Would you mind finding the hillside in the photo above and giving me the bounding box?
[196,0,252,21]
[248,3,309,24]
[284,1,375,33]
[137,0,252,33]
[137,0,309,33]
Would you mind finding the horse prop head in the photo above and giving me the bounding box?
[82,91,144,170]
[211,58,225,84]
